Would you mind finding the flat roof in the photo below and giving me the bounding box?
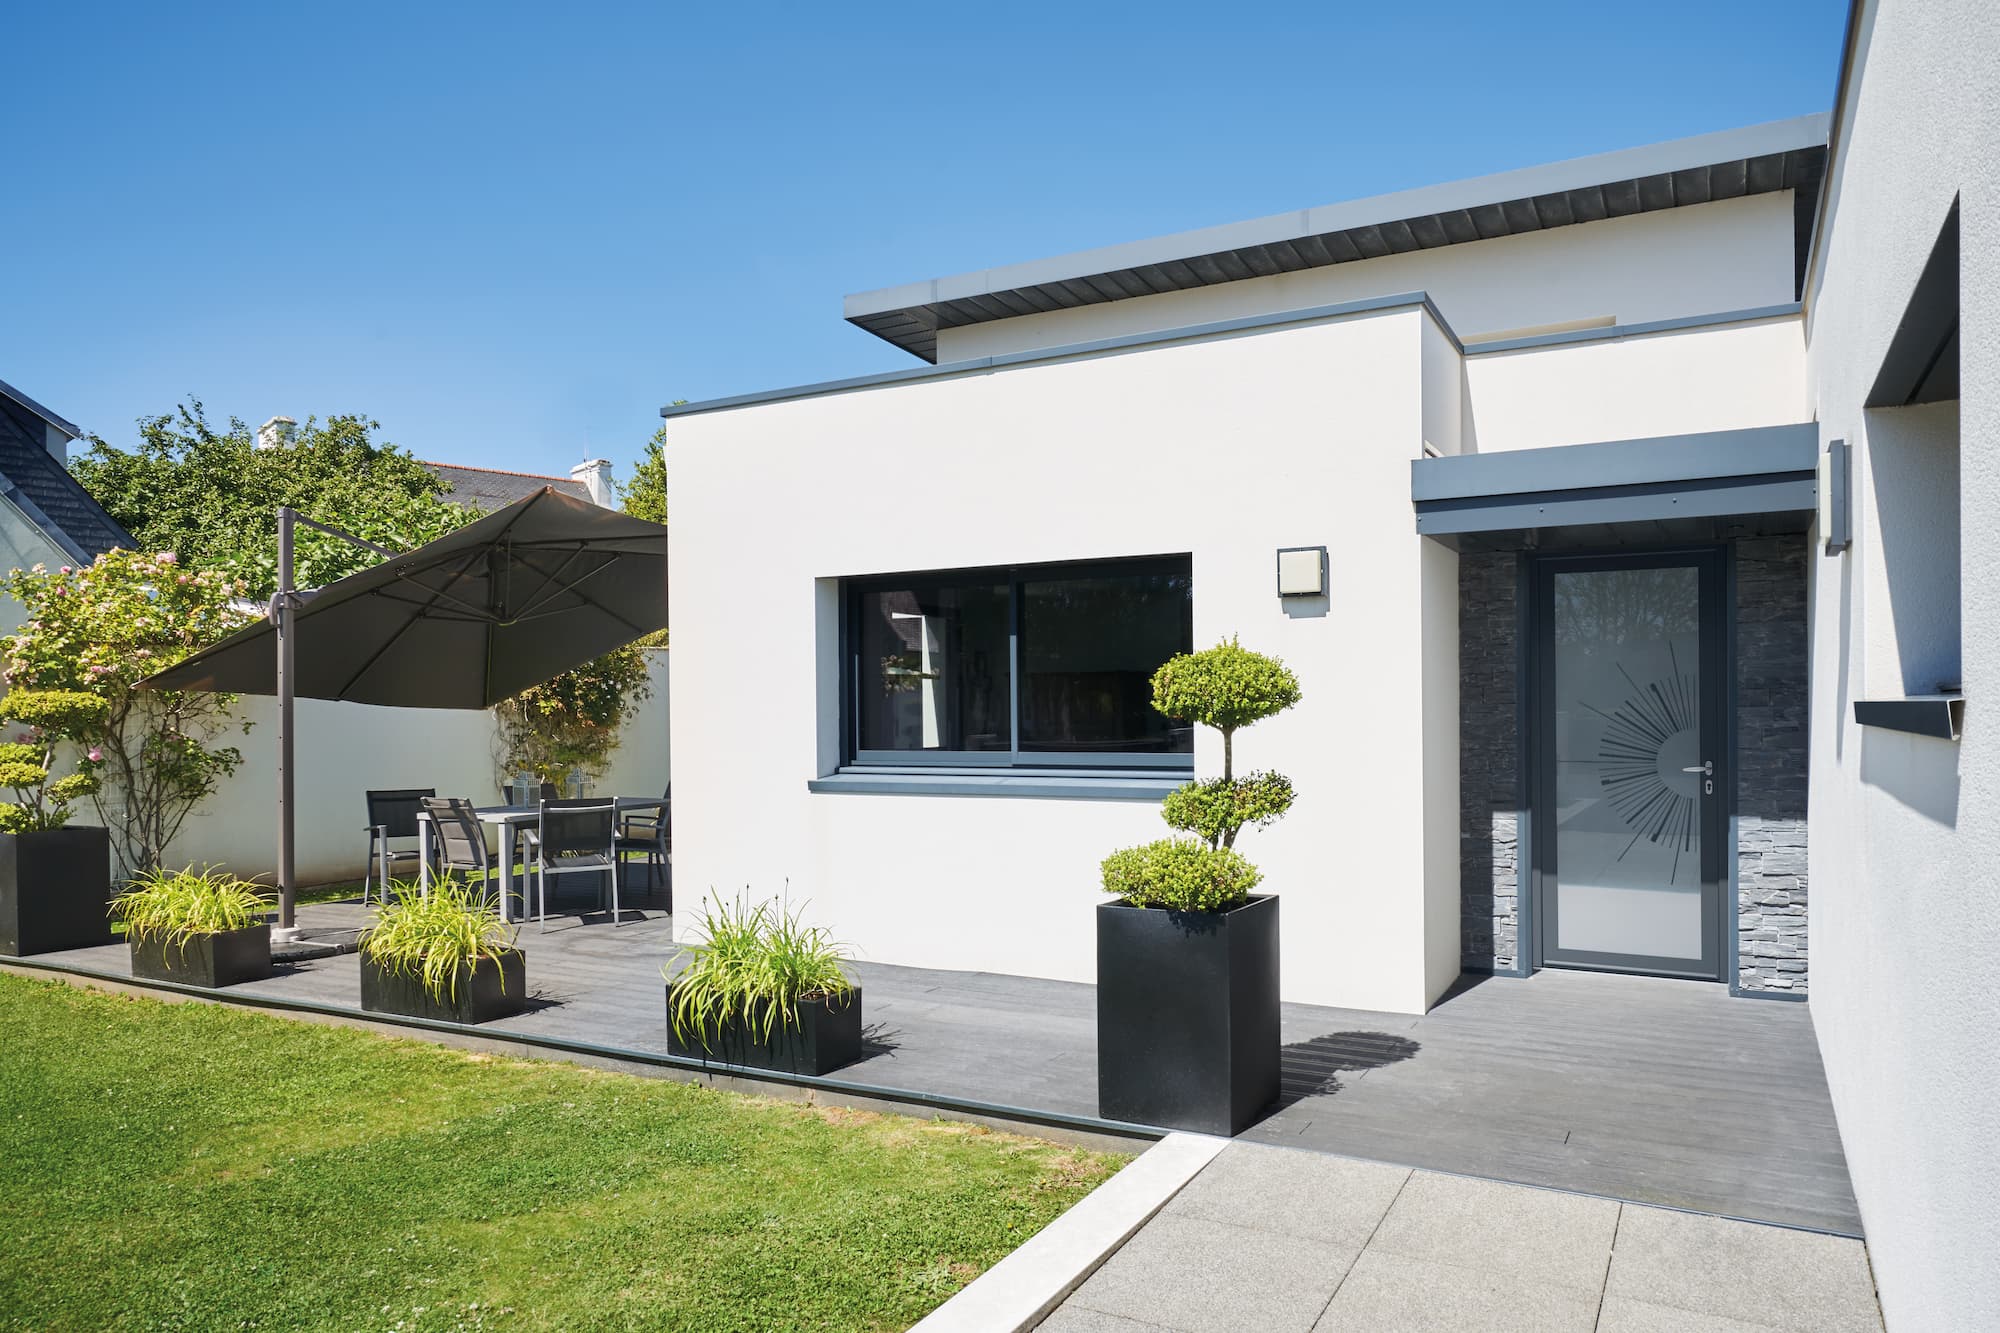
[845,114,1830,363]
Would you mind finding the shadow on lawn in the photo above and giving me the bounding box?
[1271,1031,1421,1111]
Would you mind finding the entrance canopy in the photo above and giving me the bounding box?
[1410,423,1819,551]
[143,487,669,709]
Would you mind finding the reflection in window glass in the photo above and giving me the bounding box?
[854,580,1010,752]
[1020,565,1192,753]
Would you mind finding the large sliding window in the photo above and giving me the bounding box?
[846,555,1193,770]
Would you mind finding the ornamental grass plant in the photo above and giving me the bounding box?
[112,865,268,948]
[361,878,517,1002]
[667,894,853,1047]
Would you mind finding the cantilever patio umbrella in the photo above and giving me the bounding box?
[141,487,670,931]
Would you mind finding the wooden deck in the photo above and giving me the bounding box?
[22,899,1861,1235]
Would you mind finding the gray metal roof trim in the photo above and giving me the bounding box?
[1410,423,1821,504]
[1461,303,1803,356]
[663,291,1457,420]
[846,115,1832,362]
[0,377,83,440]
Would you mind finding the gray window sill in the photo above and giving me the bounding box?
[1854,695,1964,741]
[807,769,1187,800]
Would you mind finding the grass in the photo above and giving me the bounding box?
[0,973,1125,1332]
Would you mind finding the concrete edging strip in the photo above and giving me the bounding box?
[909,1131,1230,1333]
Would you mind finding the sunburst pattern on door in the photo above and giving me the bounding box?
[1583,643,1700,876]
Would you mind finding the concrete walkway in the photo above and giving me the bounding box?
[1040,1143,1883,1333]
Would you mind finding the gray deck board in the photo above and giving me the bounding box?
[26,900,1860,1235]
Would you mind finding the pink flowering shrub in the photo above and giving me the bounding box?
[2,550,254,875]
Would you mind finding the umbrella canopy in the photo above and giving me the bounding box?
[142,487,669,709]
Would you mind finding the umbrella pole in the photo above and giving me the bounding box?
[274,506,298,940]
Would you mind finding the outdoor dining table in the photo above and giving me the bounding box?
[415,797,667,924]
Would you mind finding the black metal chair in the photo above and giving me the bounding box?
[615,785,671,911]
[364,788,436,905]
[532,797,620,928]
[419,796,501,906]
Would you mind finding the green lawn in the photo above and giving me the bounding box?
[0,973,1124,1332]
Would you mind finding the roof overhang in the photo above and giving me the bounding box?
[1412,424,1820,551]
[848,115,1830,363]
[0,377,82,440]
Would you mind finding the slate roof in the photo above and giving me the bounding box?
[423,462,588,512]
[0,381,134,561]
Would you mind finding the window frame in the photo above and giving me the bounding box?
[839,554,1195,775]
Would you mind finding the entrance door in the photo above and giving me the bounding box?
[1532,551,1725,980]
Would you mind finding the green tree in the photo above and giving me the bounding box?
[1099,639,1302,912]
[2,552,254,876]
[0,689,107,833]
[70,400,472,599]
[622,423,669,525]
[494,645,655,791]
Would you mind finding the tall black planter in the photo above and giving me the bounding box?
[1097,894,1280,1135]
[360,949,527,1025]
[0,826,113,956]
[129,923,273,988]
[664,986,863,1076]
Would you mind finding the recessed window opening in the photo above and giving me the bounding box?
[845,555,1194,770]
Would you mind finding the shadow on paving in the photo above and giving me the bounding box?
[1269,1030,1422,1112]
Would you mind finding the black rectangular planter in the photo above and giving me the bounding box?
[0,826,114,956]
[1097,894,1280,1135]
[360,949,527,1025]
[664,986,863,1076]
[129,923,273,989]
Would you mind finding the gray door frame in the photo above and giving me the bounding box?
[1527,547,1729,982]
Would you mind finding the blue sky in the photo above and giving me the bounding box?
[6,1,1847,483]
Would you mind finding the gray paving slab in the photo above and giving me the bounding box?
[29,897,1862,1233]
[1311,1248,1601,1333]
[1161,1143,1408,1247]
[1365,1169,1620,1295]
[1034,1308,1176,1333]
[1604,1205,1883,1333]
[1064,1213,1353,1333]
[1594,1297,1784,1333]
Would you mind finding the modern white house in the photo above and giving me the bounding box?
[666,0,1991,1324]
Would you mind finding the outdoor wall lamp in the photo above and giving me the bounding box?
[1275,546,1328,598]
[1818,439,1851,554]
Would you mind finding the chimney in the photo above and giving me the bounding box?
[256,416,298,450]
[570,457,615,507]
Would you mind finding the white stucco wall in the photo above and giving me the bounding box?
[1801,1,1999,1328]
[1464,315,1809,452]
[161,653,671,884]
[933,193,1800,363]
[670,305,1461,1013]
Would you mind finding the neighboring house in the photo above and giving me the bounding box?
[423,459,614,510]
[0,379,135,631]
[666,0,1992,1326]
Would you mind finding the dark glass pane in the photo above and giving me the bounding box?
[1019,561,1193,753]
[855,580,1010,752]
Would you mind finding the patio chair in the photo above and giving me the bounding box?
[363,788,436,906]
[615,785,671,911]
[418,796,502,906]
[531,797,621,929]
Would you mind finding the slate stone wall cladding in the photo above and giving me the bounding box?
[1459,552,1520,972]
[1456,536,1811,990]
[1733,536,1811,994]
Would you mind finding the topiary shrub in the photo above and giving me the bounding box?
[1101,637,1301,912]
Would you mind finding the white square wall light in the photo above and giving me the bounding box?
[1276,546,1328,597]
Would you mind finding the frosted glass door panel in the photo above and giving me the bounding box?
[1550,566,1704,964]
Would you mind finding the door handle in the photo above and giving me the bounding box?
[1682,761,1714,776]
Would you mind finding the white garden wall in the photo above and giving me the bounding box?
[1801,1,1999,1327]
[158,652,670,884]
[669,303,1461,1014]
